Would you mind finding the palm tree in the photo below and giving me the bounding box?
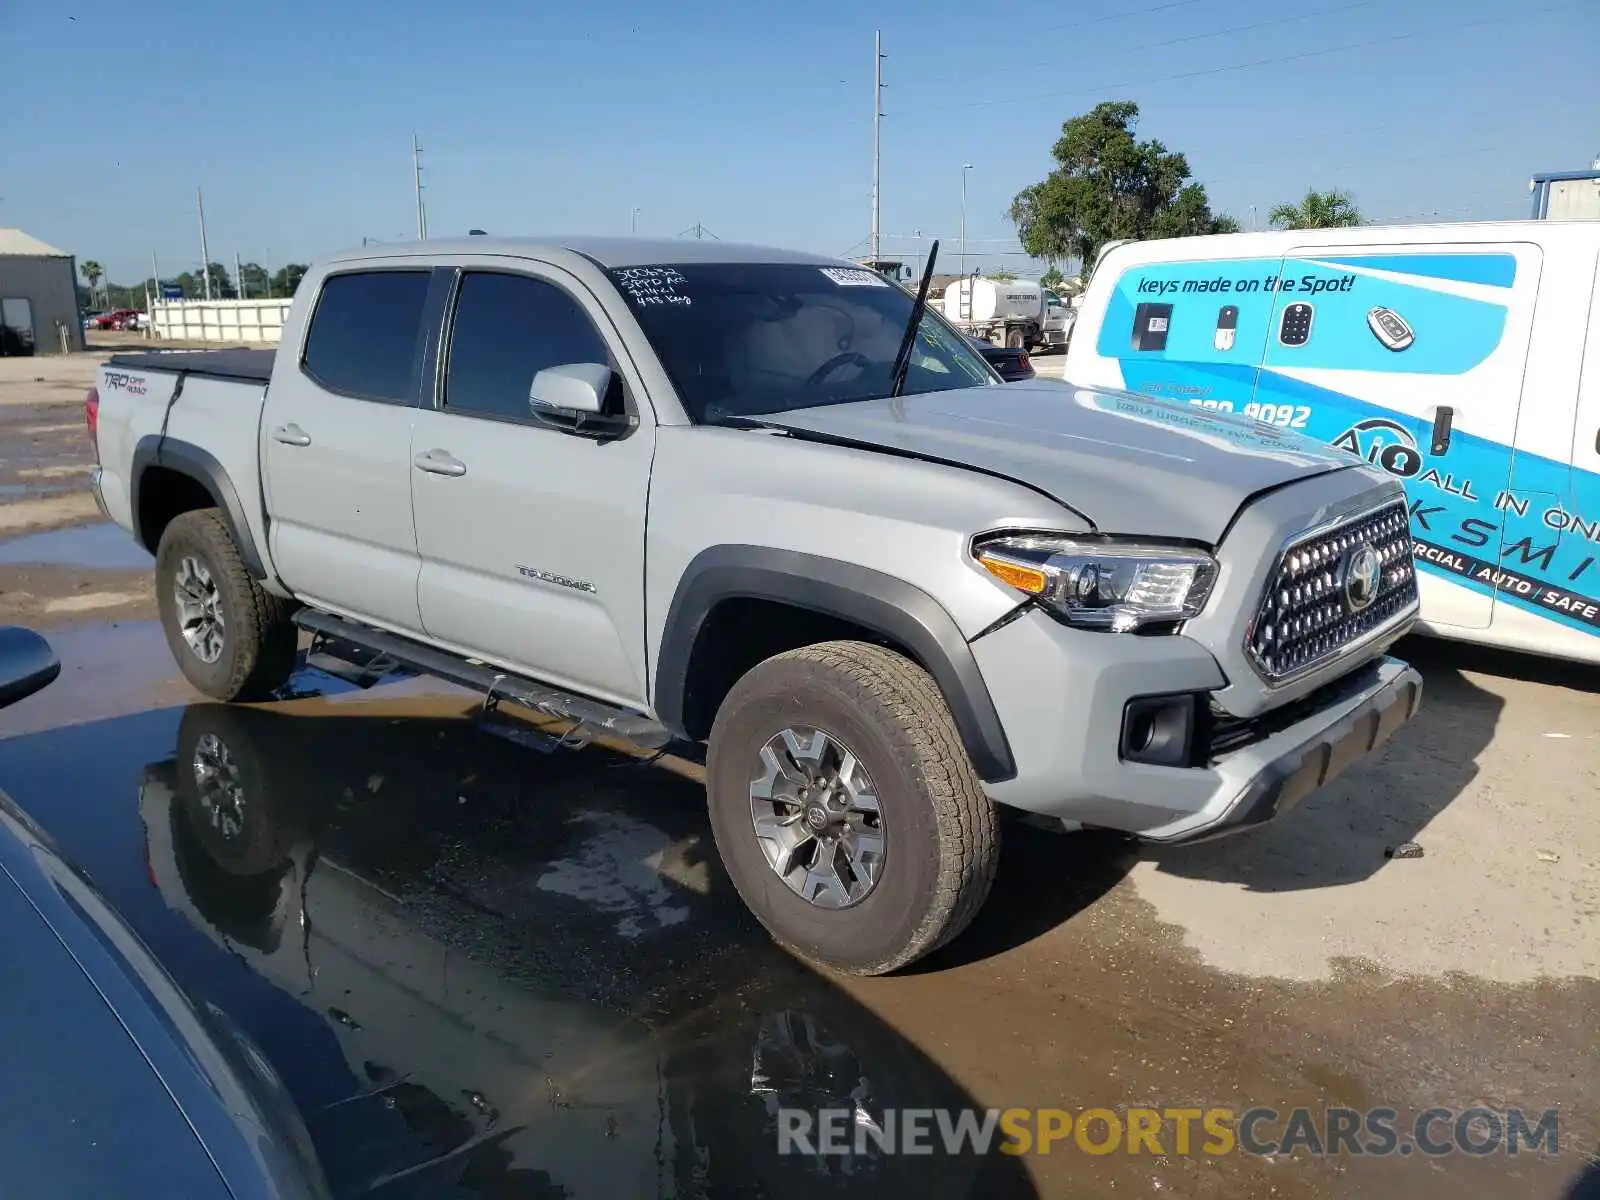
[1268,189,1363,230]
[80,260,105,309]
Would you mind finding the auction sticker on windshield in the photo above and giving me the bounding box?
[819,268,889,287]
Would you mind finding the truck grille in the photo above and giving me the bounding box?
[1246,499,1417,683]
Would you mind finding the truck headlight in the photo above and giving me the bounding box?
[972,534,1218,632]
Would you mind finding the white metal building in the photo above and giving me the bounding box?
[0,229,83,355]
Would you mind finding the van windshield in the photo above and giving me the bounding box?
[607,262,996,424]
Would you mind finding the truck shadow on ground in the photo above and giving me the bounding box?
[0,695,1041,1199]
[1142,635,1600,896]
[1139,638,1507,893]
[920,635,1556,967]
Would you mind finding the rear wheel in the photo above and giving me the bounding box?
[706,641,999,976]
[155,508,298,701]
[1005,326,1026,349]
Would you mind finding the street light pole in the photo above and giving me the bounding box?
[960,163,973,276]
[871,29,884,263]
[632,207,641,234]
[412,133,428,240]
[196,186,212,301]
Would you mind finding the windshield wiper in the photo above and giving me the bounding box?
[888,239,939,399]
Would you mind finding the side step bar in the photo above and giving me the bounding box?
[293,610,672,749]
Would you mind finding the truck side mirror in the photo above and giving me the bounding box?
[529,363,612,416]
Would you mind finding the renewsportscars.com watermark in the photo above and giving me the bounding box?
[778,1106,1561,1158]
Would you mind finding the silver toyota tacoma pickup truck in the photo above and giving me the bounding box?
[87,237,1422,975]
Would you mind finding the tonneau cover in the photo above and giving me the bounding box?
[107,348,274,384]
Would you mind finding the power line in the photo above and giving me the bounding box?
[923,0,1382,87]
[1035,0,1213,37]
[954,2,1578,111]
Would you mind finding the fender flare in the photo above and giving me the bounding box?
[131,435,269,580]
[654,546,1016,783]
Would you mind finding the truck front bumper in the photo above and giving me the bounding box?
[971,609,1422,842]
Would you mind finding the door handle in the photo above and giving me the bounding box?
[1429,406,1453,456]
[271,423,311,447]
[413,450,467,477]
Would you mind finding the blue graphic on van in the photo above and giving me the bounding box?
[1311,253,1518,288]
[1113,358,1600,637]
[1099,249,1600,636]
[1101,257,1509,375]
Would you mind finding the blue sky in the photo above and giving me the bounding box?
[1,0,1594,283]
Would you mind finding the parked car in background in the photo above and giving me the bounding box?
[970,336,1035,382]
[0,626,329,1198]
[88,309,143,331]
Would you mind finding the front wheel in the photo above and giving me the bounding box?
[706,641,1000,975]
[155,508,298,701]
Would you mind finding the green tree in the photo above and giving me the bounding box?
[1040,266,1065,290]
[1268,189,1363,230]
[270,263,309,297]
[204,263,236,299]
[1008,101,1238,271]
[238,262,270,297]
[988,270,1018,282]
[80,260,105,309]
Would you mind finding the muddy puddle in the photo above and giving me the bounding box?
[0,521,153,569]
[0,622,1589,1198]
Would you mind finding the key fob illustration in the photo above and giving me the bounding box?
[1214,304,1239,352]
[1133,302,1173,351]
[1278,302,1314,347]
[1367,306,1415,351]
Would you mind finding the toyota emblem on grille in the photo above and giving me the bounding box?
[1343,543,1382,612]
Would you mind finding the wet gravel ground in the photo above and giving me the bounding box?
[0,354,1592,1196]
[0,609,1590,1197]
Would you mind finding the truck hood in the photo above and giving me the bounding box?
[763,380,1358,544]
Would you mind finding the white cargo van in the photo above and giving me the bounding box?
[1066,221,1600,666]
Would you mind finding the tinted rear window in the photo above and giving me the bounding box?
[302,270,432,402]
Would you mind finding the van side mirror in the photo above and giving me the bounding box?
[529,363,612,416]
[0,627,59,710]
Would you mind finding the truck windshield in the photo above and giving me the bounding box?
[607,262,996,423]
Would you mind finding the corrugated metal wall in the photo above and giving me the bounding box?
[0,255,83,355]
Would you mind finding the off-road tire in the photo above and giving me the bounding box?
[175,703,310,876]
[706,640,1000,976]
[155,508,297,701]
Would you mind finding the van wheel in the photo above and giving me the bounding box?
[155,508,298,702]
[1006,327,1026,349]
[706,641,999,976]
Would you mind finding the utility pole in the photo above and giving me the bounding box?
[151,249,160,297]
[1249,204,1258,231]
[632,207,641,234]
[871,29,884,263]
[412,133,428,240]
[197,187,213,301]
[235,251,244,299]
[960,163,973,276]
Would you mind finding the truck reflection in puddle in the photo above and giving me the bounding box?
[134,698,1032,1198]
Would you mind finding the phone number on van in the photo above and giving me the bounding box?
[1187,399,1312,429]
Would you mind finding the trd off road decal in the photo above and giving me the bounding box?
[1095,249,1600,636]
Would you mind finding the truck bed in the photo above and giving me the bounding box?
[107,348,274,384]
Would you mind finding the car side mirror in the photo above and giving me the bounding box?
[0,627,59,710]
[530,363,612,416]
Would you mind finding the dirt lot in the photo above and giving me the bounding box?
[0,354,1593,1197]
